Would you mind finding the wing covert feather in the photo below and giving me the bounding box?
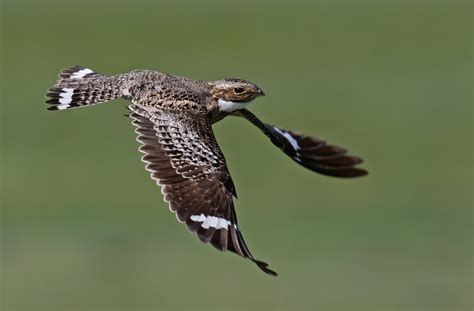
[129,104,276,276]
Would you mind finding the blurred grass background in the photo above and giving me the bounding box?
[1,0,472,310]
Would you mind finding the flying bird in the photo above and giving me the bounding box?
[45,66,368,276]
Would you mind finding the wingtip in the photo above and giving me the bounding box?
[253,259,278,276]
[358,168,369,177]
[347,167,369,178]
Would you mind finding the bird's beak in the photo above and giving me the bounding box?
[258,89,266,96]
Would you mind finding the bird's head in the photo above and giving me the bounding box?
[208,78,265,112]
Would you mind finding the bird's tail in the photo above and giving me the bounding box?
[45,66,125,111]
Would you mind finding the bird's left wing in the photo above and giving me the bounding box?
[129,104,276,276]
[234,108,368,178]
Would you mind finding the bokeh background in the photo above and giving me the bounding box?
[1,0,472,310]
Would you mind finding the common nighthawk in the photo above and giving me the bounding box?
[45,66,368,276]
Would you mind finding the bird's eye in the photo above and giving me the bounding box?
[233,87,245,94]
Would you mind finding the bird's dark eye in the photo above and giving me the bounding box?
[234,87,245,94]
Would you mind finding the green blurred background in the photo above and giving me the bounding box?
[1,0,472,310]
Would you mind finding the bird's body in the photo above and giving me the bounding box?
[46,66,368,276]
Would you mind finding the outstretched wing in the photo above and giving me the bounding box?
[129,104,276,276]
[235,109,368,177]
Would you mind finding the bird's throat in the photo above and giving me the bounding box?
[218,99,249,112]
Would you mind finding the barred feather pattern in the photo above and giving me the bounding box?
[129,104,277,276]
[45,66,126,110]
[44,65,368,276]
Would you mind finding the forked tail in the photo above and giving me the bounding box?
[45,66,125,110]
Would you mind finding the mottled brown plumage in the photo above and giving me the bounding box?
[45,66,368,276]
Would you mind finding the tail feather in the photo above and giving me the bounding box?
[58,66,100,80]
[45,66,123,111]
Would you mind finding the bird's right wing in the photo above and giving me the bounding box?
[129,104,276,276]
[234,109,368,178]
